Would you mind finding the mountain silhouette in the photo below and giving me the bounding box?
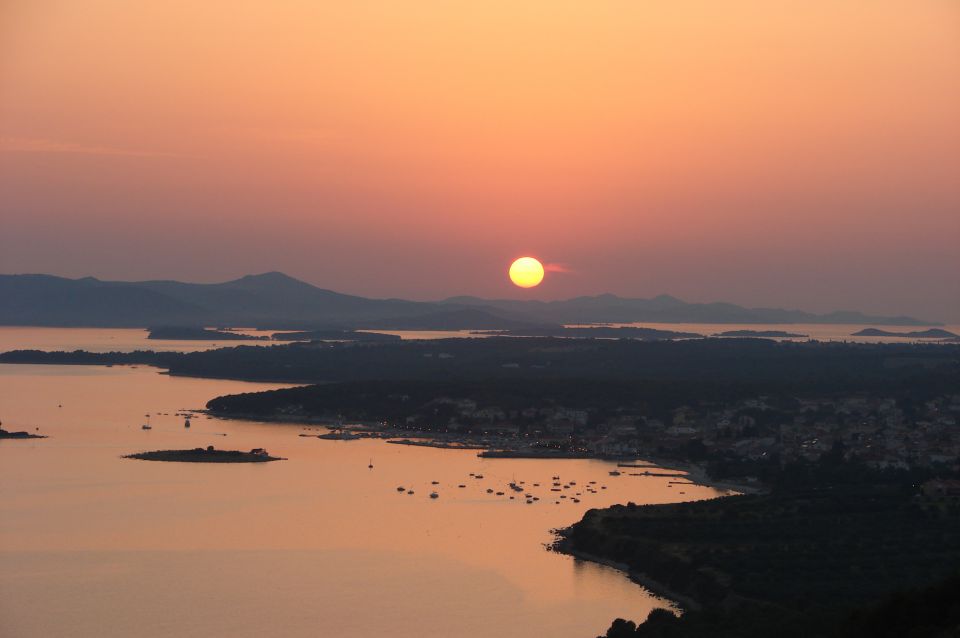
[0,272,936,328]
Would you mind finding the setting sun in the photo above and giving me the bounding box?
[509,257,545,288]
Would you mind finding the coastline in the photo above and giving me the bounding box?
[633,454,768,495]
[206,411,769,494]
[551,535,702,613]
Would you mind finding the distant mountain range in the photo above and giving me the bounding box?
[440,293,936,327]
[0,272,937,328]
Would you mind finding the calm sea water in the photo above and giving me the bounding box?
[560,322,959,343]
[0,356,726,638]
[0,324,953,355]
[0,327,282,353]
[4,321,945,637]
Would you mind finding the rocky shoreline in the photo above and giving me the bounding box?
[550,534,701,613]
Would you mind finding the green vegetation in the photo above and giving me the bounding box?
[600,573,960,638]
[4,338,957,393]
[562,458,960,637]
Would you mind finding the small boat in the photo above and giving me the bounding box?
[430,492,439,499]
[407,490,415,495]
[142,415,152,430]
[184,418,191,428]
[368,459,374,469]
[431,480,439,485]
[397,486,406,492]
[458,484,466,488]
[486,488,494,494]
[474,474,484,479]
[496,491,505,496]
[609,470,621,476]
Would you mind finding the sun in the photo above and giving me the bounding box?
[509,257,545,288]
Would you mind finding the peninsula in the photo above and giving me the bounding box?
[561,458,960,637]
[148,326,269,340]
[713,329,807,338]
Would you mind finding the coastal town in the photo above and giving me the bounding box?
[294,391,960,474]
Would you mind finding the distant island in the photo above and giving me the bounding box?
[476,326,702,340]
[124,446,283,462]
[713,330,807,338]
[146,326,403,342]
[148,326,269,341]
[852,328,958,339]
[271,329,401,342]
[0,427,46,439]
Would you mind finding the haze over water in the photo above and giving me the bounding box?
[0,332,726,637]
[1,325,956,357]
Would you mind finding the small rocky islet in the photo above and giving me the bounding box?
[0,427,47,439]
[124,446,284,463]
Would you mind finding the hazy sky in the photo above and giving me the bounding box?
[1,1,958,321]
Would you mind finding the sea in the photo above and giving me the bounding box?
[0,327,730,638]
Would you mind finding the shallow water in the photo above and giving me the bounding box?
[0,362,725,638]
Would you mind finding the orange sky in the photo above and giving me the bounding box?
[1,1,958,320]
